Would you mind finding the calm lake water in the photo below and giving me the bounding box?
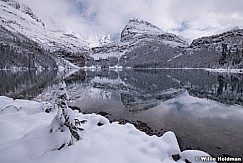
[1,69,243,157]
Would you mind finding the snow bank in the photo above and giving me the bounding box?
[0,96,213,163]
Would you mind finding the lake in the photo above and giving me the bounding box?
[1,68,243,157]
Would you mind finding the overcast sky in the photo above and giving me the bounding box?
[19,0,243,42]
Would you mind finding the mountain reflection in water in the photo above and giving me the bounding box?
[68,69,243,157]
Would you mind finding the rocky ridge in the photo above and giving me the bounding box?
[167,29,243,68]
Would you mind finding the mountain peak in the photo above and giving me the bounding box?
[120,18,188,48]
[128,18,162,30]
[2,0,45,27]
[121,18,166,42]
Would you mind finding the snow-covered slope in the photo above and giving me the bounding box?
[85,34,112,47]
[0,25,59,69]
[0,0,89,52]
[86,18,188,68]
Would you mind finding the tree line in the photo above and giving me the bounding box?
[219,43,243,66]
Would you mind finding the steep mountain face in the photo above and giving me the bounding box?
[167,29,243,68]
[86,18,188,68]
[0,0,89,52]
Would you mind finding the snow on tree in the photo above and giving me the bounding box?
[50,81,84,150]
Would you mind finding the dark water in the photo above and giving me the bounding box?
[1,69,243,157]
[0,69,58,99]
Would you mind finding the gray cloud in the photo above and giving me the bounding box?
[18,0,243,42]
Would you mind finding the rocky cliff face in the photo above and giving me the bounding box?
[190,29,243,51]
[167,29,243,68]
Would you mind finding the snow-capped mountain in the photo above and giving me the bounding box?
[121,18,188,47]
[86,18,188,68]
[0,0,89,52]
[0,0,104,69]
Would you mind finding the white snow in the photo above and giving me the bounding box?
[92,51,124,60]
[167,53,183,62]
[0,95,214,163]
[89,41,130,61]
[84,34,112,47]
[205,68,243,74]
[127,21,166,36]
[162,41,187,48]
[109,65,123,69]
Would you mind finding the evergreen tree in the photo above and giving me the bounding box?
[50,81,84,149]
[219,43,227,65]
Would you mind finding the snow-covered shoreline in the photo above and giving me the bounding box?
[0,95,213,163]
[205,68,243,74]
[82,67,243,74]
